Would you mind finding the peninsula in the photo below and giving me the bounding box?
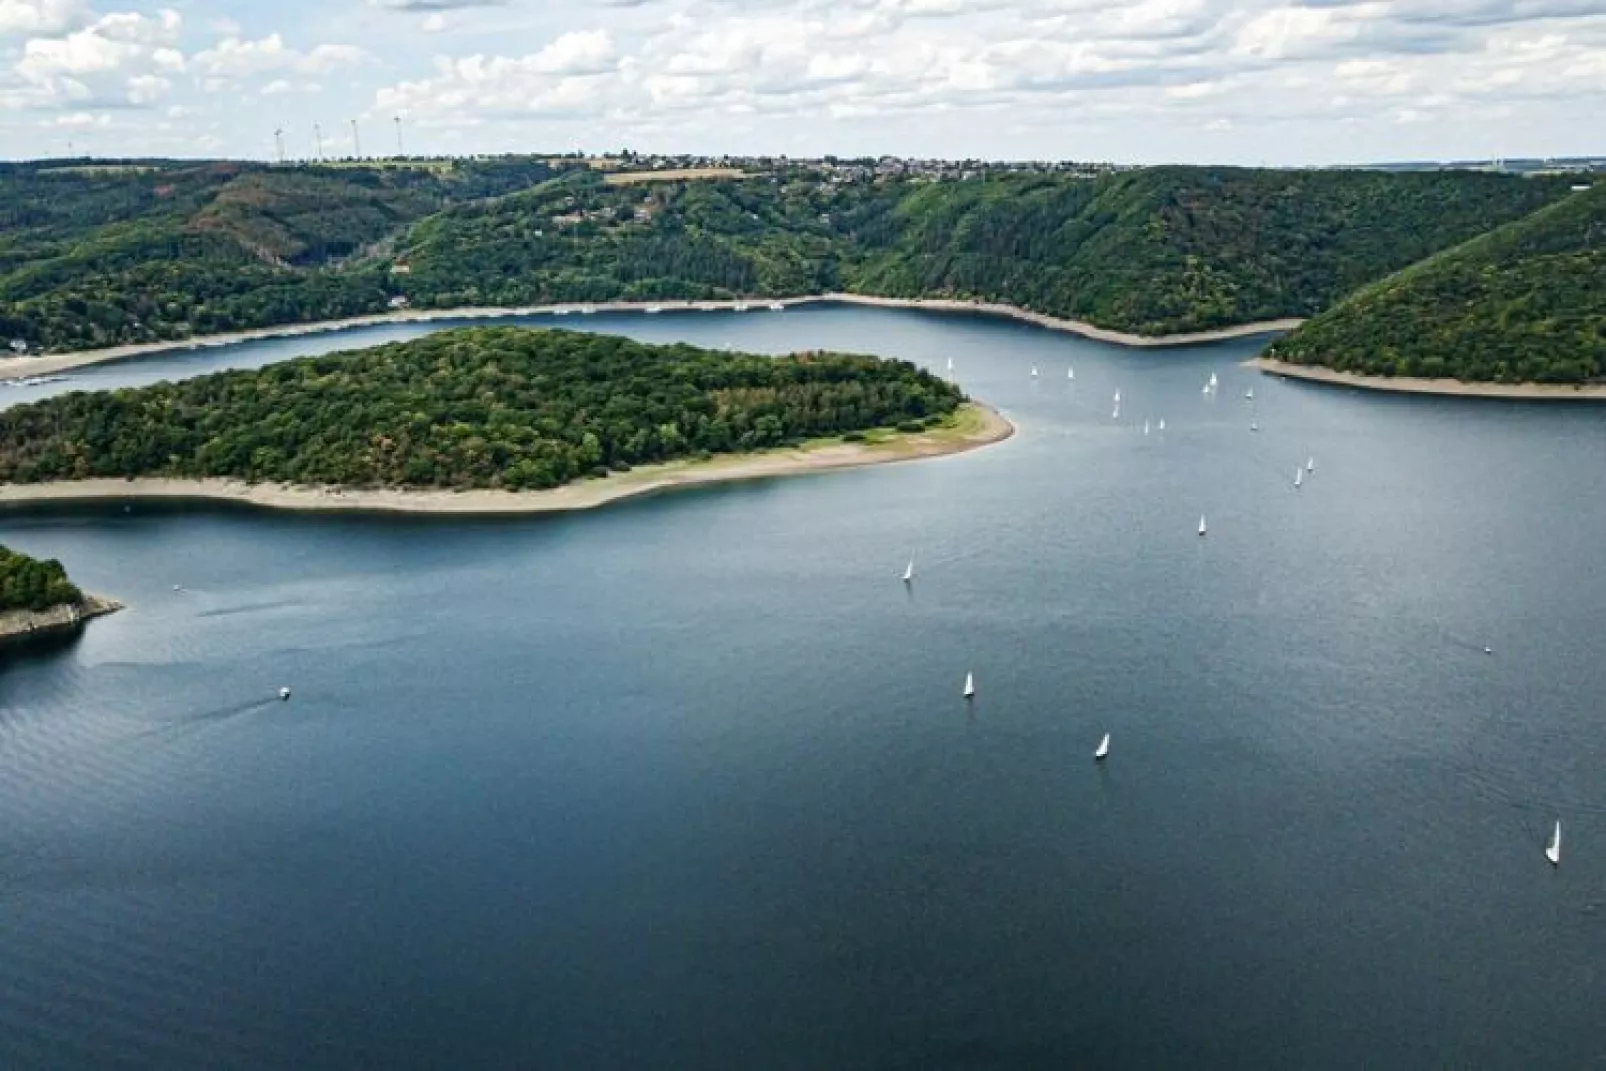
[0,543,120,646]
[0,326,1012,513]
[1261,181,1604,392]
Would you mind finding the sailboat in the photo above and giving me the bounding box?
[1143,419,1151,436]
[1546,820,1562,866]
[1113,390,1121,405]
[1202,384,1211,395]
[1111,407,1120,421]
[963,672,976,699]
[1031,365,1039,378]
[1094,733,1110,761]
[1294,467,1303,488]
[1250,421,1259,432]
[947,356,955,372]
[1208,372,1218,389]
[279,686,292,701]
[902,560,914,583]
[1198,514,1208,537]
[1245,388,1255,400]
[1067,366,1075,380]
[769,302,785,312]
[1306,456,1315,473]
[1158,418,1166,431]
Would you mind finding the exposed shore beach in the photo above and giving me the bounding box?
[0,295,1303,383]
[1251,357,1606,400]
[0,593,122,645]
[0,403,1013,516]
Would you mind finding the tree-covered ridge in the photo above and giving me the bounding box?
[0,544,83,614]
[0,161,1574,353]
[0,327,964,491]
[1264,183,1606,383]
[396,167,1571,336]
[0,159,556,351]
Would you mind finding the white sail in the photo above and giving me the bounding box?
[1067,366,1075,380]
[947,357,955,372]
[1094,733,1110,761]
[1546,820,1561,865]
[1112,407,1120,420]
[1031,365,1039,378]
[963,672,976,699]
[902,560,914,583]
[1113,391,1121,405]
[1208,372,1218,388]
[1294,467,1303,488]
[1198,514,1208,536]
[1158,419,1165,431]
[1143,419,1150,436]
[1250,421,1259,432]
[1245,388,1254,400]
[1307,456,1315,473]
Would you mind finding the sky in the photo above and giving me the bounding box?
[0,0,1603,165]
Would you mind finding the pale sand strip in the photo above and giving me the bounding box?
[0,404,1013,516]
[1250,357,1606,401]
[0,296,1303,382]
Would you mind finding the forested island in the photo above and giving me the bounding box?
[0,158,1577,359]
[0,543,119,645]
[1263,182,1604,386]
[0,327,997,508]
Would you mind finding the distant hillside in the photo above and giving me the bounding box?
[0,160,1576,351]
[1265,183,1606,383]
[0,159,554,351]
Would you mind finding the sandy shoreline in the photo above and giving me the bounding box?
[0,403,1013,516]
[1251,358,1606,401]
[0,296,1303,383]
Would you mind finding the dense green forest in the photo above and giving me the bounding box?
[0,160,1574,353]
[1265,183,1606,383]
[0,158,554,350]
[0,327,963,490]
[0,544,83,613]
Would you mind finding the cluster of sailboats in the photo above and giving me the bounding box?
[1001,359,1569,867]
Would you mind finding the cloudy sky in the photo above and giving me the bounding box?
[1,0,1602,164]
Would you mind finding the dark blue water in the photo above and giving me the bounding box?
[3,305,1605,1069]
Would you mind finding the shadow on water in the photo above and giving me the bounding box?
[0,626,86,671]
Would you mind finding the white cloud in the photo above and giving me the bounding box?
[0,0,86,38]
[192,34,373,83]
[125,71,167,103]
[4,0,1606,162]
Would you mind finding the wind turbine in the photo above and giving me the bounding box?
[274,128,285,165]
[314,122,324,162]
[351,118,361,159]
[394,115,404,158]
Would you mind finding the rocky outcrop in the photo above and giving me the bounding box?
[0,593,122,645]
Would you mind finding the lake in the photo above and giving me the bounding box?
[3,304,1604,1069]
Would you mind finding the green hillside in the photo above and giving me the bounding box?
[1265,182,1606,383]
[0,160,1573,352]
[0,327,963,491]
[0,158,554,350]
